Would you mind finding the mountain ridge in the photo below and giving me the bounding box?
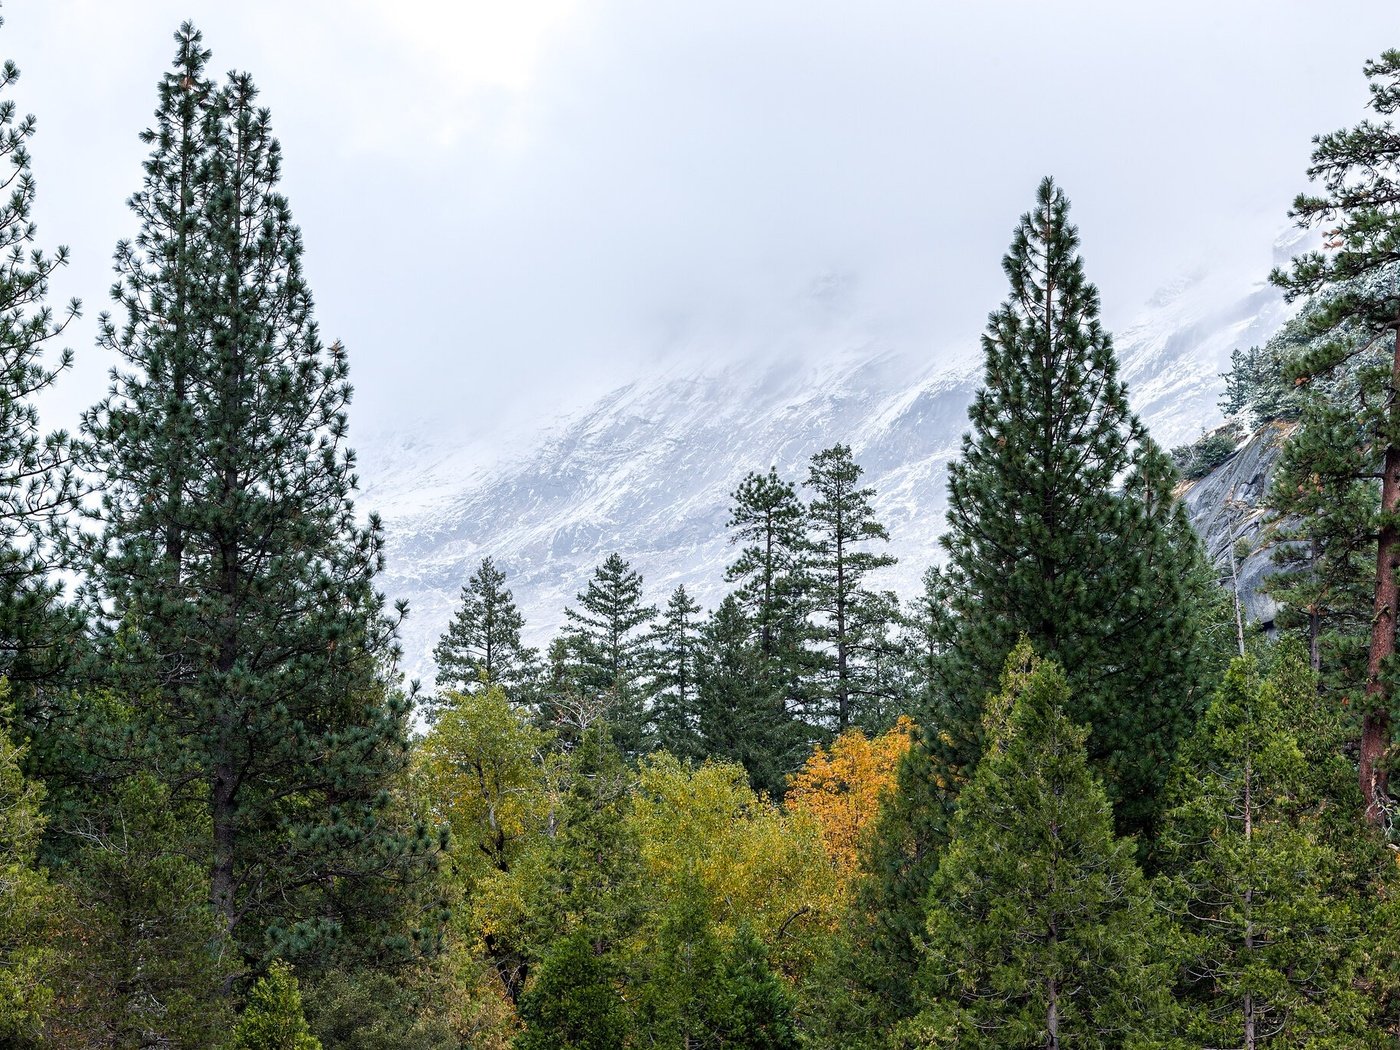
[362,264,1294,689]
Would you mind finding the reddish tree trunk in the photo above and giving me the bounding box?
[1361,327,1400,825]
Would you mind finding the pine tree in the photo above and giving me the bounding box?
[804,444,897,733]
[939,177,1210,834]
[695,594,803,796]
[562,553,657,755]
[905,648,1172,1047]
[80,25,433,971]
[52,773,232,1048]
[1269,51,1400,822]
[0,26,82,690]
[432,556,538,697]
[644,584,703,759]
[725,467,814,708]
[233,961,322,1050]
[1156,652,1384,1048]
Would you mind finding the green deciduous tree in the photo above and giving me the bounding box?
[0,694,55,1046]
[416,685,550,1006]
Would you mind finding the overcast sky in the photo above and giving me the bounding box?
[5,2,1394,442]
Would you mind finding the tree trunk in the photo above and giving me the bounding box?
[1361,325,1400,825]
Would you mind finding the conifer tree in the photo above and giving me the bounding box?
[80,25,433,971]
[695,594,803,796]
[432,556,537,697]
[938,177,1210,834]
[51,773,232,1048]
[644,584,703,758]
[0,27,82,689]
[1269,50,1400,822]
[1156,652,1383,1048]
[804,444,897,733]
[232,962,322,1050]
[906,648,1171,1047]
[725,467,814,715]
[515,928,629,1050]
[533,724,642,948]
[726,467,807,659]
[562,553,657,755]
[715,927,802,1050]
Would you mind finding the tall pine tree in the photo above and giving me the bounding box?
[804,444,897,733]
[80,25,433,975]
[561,552,656,756]
[1269,50,1400,823]
[432,556,537,698]
[643,584,703,759]
[939,176,1210,834]
[0,26,82,691]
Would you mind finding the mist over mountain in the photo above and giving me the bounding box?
[362,247,1297,690]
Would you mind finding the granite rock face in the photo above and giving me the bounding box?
[1180,421,1294,627]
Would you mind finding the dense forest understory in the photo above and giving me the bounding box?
[6,17,1400,1050]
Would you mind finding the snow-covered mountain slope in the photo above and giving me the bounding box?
[360,265,1294,689]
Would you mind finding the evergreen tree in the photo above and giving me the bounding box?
[432,556,538,698]
[898,567,957,717]
[905,647,1172,1047]
[726,467,807,661]
[0,21,84,694]
[80,26,434,971]
[644,584,704,758]
[804,444,897,733]
[1156,652,1384,1048]
[635,875,728,1047]
[50,772,232,1048]
[233,961,322,1050]
[726,467,814,718]
[938,177,1210,835]
[713,927,802,1050]
[515,928,629,1050]
[695,594,803,796]
[562,553,657,755]
[532,724,642,949]
[1269,50,1400,821]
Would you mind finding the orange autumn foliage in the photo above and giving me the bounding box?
[784,716,915,886]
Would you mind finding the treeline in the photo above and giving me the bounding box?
[4,15,1400,1050]
[432,440,916,795]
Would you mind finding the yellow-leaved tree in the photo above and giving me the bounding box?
[784,716,915,888]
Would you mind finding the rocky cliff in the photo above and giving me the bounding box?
[1180,421,1294,628]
